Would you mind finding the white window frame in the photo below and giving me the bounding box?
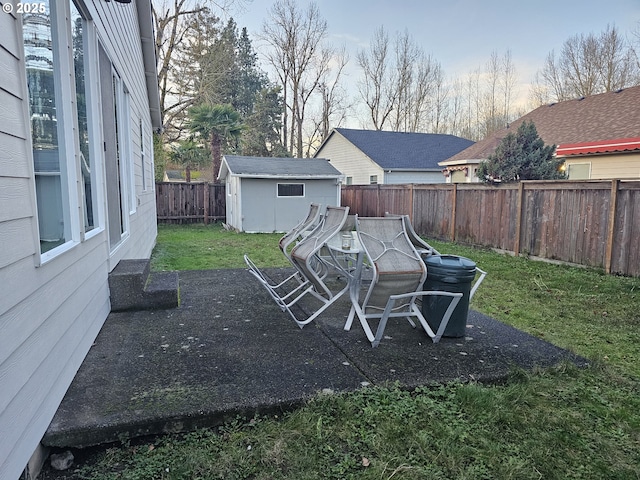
[76,1,104,242]
[24,0,103,264]
[369,175,378,185]
[276,183,305,198]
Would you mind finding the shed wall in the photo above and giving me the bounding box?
[240,178,340,232]
[385,171,446,184]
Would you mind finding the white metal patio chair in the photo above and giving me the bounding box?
[385,212,487,301]
[344,217,463,347]
[246,206,350,328]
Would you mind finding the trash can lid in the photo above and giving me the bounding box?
[424,255,476,279]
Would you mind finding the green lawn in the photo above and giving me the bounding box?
[60,223,640,479]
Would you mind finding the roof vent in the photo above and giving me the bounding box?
[615,88,624,93]
[578,96,585,101]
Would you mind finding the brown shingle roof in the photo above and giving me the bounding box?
[446,85,640,162]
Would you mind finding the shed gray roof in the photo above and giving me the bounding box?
[220,155,342,179]
[325,128,475,170]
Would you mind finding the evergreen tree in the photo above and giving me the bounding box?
[241,86,287,157]
[477,121,565,183]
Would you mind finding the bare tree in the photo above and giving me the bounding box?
[305,45,350,156]
[535,25,639,102]
[479,50,517,136]
[356,26,396,130]
[391,30,419,131]
[152,0,247,138]
[357,27,446,133]
[499,50,518,122]
[260,0,330,157]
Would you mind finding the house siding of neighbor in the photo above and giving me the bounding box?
[0,1,161,478]
[315,128,474,185]
[440,86,640,182]
[220,156,343,233]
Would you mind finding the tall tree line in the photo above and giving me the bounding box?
[153,0,285,161]
[153,1,640,160]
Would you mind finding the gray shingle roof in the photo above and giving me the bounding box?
[222,155,342,178]
[447,85,640,162]
[333,128,475,170]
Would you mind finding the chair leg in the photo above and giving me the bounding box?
[469,267,487,301]
[412,291,462,343]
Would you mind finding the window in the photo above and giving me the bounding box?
[369,175,378,185]
[277,183,305,197]
[567,163,591,180]
[345,176,353,185]
[71,1,97,234]
[99,42,132,249]
[451,170,466,183]
[24,0,97,257]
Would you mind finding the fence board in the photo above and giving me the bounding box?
[156,182,225,224]
[154,180,639,277]
[610,182,640,276]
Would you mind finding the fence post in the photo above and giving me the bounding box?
[514,182,524,255]
[450,183,457,241]
[605,179,619,274]
[203,183,209,225]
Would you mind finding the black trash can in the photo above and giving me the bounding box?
[422,255,477,337]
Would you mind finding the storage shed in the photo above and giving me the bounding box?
[219,156,343,232]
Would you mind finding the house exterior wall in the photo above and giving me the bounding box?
[315,134,384,185]
[239,178,340,233]
[385,171,446,184]
[0,2,158,478]
[564,153,640,180]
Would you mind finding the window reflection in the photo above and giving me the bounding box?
[24,0,68,252]
[71,1,95,231]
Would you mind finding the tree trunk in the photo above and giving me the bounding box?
[185,164,191,183]
[211,133,222,183]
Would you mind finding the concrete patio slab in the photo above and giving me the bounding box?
[43,268,587,449]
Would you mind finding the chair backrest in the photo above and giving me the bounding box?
[279,203,322,257]
[357,217,426,310]
[291,205,349,296]
[384,212,439,256]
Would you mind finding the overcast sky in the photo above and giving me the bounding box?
[230,0,640,121]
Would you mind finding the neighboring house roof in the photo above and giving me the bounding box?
[445,85,640,163]
[556,137,640,157]
[320,128,475,170]
[219,155,343,179]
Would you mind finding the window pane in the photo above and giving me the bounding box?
[71,1,95,231]
[277,183,304,197]
[24,1,69,252]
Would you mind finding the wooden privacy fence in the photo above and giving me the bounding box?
[341,180,640,277]
[156,182,226,224]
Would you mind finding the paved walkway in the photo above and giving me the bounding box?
[43,268,587,448]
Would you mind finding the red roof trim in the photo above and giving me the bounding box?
[556,137,640,156]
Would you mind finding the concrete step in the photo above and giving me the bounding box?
[108,260,179,311]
